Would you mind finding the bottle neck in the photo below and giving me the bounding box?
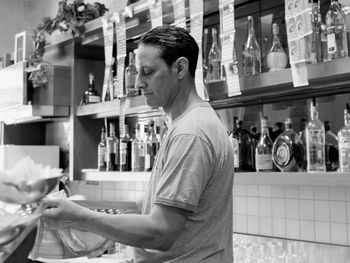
[310,104,319,120]
[211,29,218,47]
[109,125,116,137]
[101,131,106,142]
[345,111,350,126]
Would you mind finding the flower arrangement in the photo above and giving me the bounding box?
[27,0,108,88]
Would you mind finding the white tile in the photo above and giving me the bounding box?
[128,190,136,201]
[331,223,347,245]
[259,216,272,236]
[330,201,347,224]
[286,199,299,219]
[286,219,300,239]
[347,202,350,224]
[314,186,330,200]
[348,225,350,246]
[235,215,247,233]
[234,184,247,196]
[102,189,115,201]
[272,198,285,218]
[315,221,331,243]
[271,186,285,198]
[300,220,315,242]
[247,197,259,216]
[346,187,350,201]
[247,215,259,235]
[128,182,137,191]
[330,186,346,201]
[272,218,286,238]
[299,186,314,200]
[121,190,129,201]
[235,196,247,215]
[300,200,315,221]
[259,198,272,217]
[259,185,272,197]
[285,186,299,199]
[247,185,259,196]
[135,182,144,191]
[315,200,330,221]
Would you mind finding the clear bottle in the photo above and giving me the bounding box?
[145,121,159,172]
[306,98,326,172]
[207,27,222,82]
[97,127,107,171]
[338,103,350,172]
[325,121,339,171]
[203,28,209,83]
[255,117,274,171]
[310,0,323,64]
[234,120,255,171]
[267,23,288,71]
[326,0,348,60]
[107,122,119,171]
[272,118,305,172]
[243,16,262,76]
[132,123,145,171]
[120,124,132,171]
[84,73,101,104]
[230,117,239,170]
[125,51,138,97]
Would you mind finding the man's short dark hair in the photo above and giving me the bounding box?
[138,25,199,77]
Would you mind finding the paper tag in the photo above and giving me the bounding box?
[291,62,308,87]
[190,0,203,17]
[223,62,241,97]
[220,2,235,34]
[190,13,203,42]
[116,16,127,59]
[173,0,186,21]
[102,17,115,101]
[119,98,126,138]
[116,56,126,98]
[149,0,163,28]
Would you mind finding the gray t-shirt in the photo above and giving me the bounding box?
[133,102,234,263]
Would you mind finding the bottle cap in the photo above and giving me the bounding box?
[89,73,94,84]
[284,118,292,125]
[272,23,279,35]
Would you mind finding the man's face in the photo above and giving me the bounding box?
[136,44,178,108]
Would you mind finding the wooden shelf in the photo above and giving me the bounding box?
[76,95,163,119]
[0,105,69,125]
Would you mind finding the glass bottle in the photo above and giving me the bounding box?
[97,127,107,171]
[132,123,145,171]
[84,73,101,104]
[306,98,326,172]
[125,51,139,97]
[207,27,222,82]
[120,124,132,171]
[107,122,119,171]
[326,0,348,60]
[325,121,339,171]
[236,120,255,171]
[338,103,350,172]
[255,116,274,171]
[230,116,239,170]
[310,0,323,64]
[267,23,288,71]
[272,118,305,172]
[243,16,262,76]
[145,121,159,172]
[203,28,209,83]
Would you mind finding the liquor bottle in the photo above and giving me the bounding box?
[271,122,284,142]
[305,98,326,172]
[338,103,350,172]
[243,16,262,76]
[125,51,138,97]
[106,122,119,171]
[230,117,239,170]
[132,123,145,171]
[309,0,323,64]
[324,121,339,171]
[326,0,348,60]
[120,124,132,171]
[272,118,305,172]
[97,127,107,171]
[255,117,274,171]
[261,35,271,73]
[267,23,288,71]
[84,73,101,104]
[203,28,209,83]
[299,118,308,171]
[145,121,159,172]
[207,27,222,82]
[155,125,162,147]
[234,120,255,171]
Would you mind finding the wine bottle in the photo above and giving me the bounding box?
[207,27,222,82]
[267,23,288,71]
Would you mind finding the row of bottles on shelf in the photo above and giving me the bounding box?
[205,0,350,81]
[83,51,140,104]
[97,119,167,172]
[229,99,350,173]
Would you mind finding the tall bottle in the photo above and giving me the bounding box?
[97,127,107,171]
[230,117,239,170]
[145,121,159,172]
[234,120,255,171]
[125,51,138,97]
[306,98,326,172]
[132,123,145,171]
[267,23,288,71]
[272,118,304,172]
[338,103,350,171]
[325,121,339,171]
[207,27,222,82]
[84,73,101,104]
[310,0,323,64]
[243,16,262,76]
[203,28,209,83]
[255,117,274,171]
[326,0,348,60]
[120,124,132,171]
[106,123,119,171]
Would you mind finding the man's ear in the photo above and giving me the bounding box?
[172,57,188,79]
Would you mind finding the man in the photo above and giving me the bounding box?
[42,25,234,262]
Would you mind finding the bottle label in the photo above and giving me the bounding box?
[255,154,273,171]
[88,95,101,103]
[120,142,127,165]
[327,32,337,54]
[275,144,291,165]
[231,137,239,168]
[98,147,106,166]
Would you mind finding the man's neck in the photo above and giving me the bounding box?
[163,81,203,122]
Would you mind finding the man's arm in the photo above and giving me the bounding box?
[43,199,189,250]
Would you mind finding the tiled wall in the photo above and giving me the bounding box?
[233,184,350,246]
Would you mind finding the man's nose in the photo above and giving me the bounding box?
[136,75,146,91]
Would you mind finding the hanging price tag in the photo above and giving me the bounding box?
[173,0,186,28]
[189,0,203,17]
[220,2,235,34]
[116,15,127,59]
[116,56,126,98]
[149,0,163,28]
[119,97,126,138]
[102,17,114,101]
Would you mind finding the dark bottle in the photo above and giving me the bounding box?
[271,122,284,142]
[230,117,239,170]
[324,121,339,171]
[234,120,255,171]
[107,122,119,171]
[120,124,132,171]
[84,73,101,104]
[145,121,160,172]
[97,127,107,171]
[272,118,304,172]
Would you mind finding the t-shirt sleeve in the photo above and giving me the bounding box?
[154,134,214,212]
